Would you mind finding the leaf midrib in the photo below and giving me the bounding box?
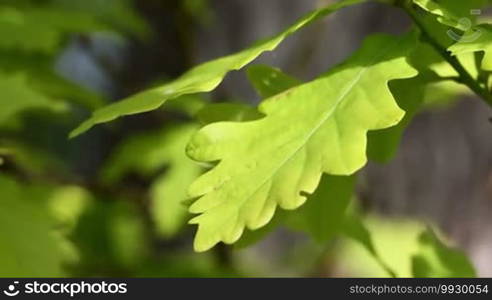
[199,38,403,244]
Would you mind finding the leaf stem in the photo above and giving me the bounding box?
[399,0,492,107]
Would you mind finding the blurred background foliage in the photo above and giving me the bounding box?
[0,0,489,277]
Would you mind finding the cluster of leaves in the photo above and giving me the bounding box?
[0,0,235,277]
[66,0,491,276]
[1,0,490,277]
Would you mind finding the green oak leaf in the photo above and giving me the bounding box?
[248,65,356,244]
[185,33,418,251]
[69,0,365,137]
[411,227,476,277]
[448,24,492,71]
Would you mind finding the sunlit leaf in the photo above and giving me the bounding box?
[70,0,365,137]
[186,33,418,251]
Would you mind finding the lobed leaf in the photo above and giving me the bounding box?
[186,33,418,251]
[248,65,356,244]
[69,0,365,138]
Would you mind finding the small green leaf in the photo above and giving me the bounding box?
[248,66,358,244]
[186,33,418,251]
[70,0,365,137]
